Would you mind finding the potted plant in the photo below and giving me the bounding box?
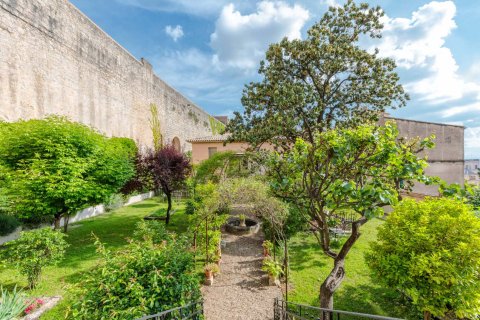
[262,257,283,286]
[262,240,273,257]
[204,263,217,285]
[239,214,246,227]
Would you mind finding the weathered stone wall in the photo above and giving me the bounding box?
[384,116,464,196]
[0,0,215,150]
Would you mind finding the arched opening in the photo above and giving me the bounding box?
[172,137,181,151]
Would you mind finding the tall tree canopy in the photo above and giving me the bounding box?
[226,0,408,148]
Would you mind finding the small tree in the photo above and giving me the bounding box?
[140,145,191,224]
[0,117,137,231]
[268,122,434,308]
[366,198,480,319]
[5,228,68,289]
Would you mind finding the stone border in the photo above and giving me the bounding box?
[22,296,61,320]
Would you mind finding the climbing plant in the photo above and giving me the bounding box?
[209,116,225,135]
[149,103,163,150]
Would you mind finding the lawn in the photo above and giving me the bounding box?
[288,218,421,319]
[0,197,192,319]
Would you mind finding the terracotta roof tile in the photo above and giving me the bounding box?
[187,134,230,143]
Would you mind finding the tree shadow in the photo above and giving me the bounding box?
[330,283,421,320]
[288,234,327,271]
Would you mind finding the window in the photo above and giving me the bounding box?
[208,147,217,158]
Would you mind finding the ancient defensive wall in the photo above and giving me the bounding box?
[0,0,217,150]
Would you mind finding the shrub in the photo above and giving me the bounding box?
[0,286,26,320]
[262,257,283,278]
[0,213,20,236]
[0,117,136,231]
[5,228,68,289]
[68,228,200,319]
[104,193,125,212]
[366,198,480,319]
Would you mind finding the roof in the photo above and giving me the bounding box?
[187,134,230,143]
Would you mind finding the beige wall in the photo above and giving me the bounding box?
[383,116,464,196]
[191,141,251,164]
[0,0,215,150]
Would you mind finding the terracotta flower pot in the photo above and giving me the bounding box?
[204,270,213,285]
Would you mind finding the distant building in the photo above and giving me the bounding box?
[189,115,464,197]
[465,159,480,186]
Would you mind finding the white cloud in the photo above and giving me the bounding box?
[165,25,184,42]
[376,1,480,104]
[441,102,480,118]
[210,1,309,69]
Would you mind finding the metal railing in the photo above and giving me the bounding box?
[274,299,403,320]
[136,300,203,320]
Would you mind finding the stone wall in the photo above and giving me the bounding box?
[384,116,464,196]
[0,0,215,150]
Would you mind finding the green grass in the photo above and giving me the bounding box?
[288,218,421,319]
[0,197,192,319]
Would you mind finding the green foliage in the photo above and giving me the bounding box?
[194,151,251,184]
[226,0,408,148]
[0,213,20,236]
[0,286,26,320]
[133,220,170,244]
[366,198,480,318]
[209,116,225,135]
[262,240,274,253]
[262,257,283,278]
[104,193,125,212]
[0,117,136,229]
[68,226,199,319]
[268,121,434,307]
[149,103,163,150]
[269,122,433,243]
[5,228,68,289]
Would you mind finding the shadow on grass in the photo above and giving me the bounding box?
[323,284,421,320]
[289,233,327,271]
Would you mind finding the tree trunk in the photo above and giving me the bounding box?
[423,311,431,320]
[165,191,172,224]
[320,258,345,309]
[53,213,62,230]
[63,214,70,233]
[319,217,367,310]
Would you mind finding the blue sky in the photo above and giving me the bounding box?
[70,0,480,159]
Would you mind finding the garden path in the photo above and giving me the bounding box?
[202,230,282,320]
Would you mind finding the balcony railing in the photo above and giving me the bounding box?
[136,300,203,320]
[274,298,403,320]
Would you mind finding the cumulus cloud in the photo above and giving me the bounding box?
[376,1,480,104]
[165,25,184,42]
[210,1,309,69]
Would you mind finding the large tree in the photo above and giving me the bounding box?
[226,0,408,149]
[0,117,137,231]
[140,145,191,224]
[268,122,434,309]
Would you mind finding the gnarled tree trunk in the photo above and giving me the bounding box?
[319,217,367,310]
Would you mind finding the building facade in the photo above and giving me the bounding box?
[0,0,218,150]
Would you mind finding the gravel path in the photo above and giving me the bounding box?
[202,230,282,320]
